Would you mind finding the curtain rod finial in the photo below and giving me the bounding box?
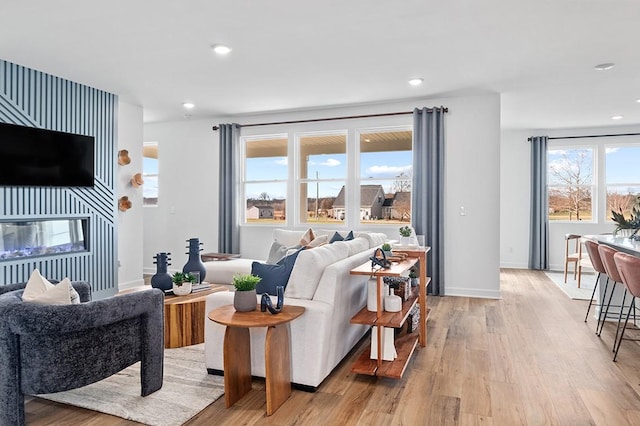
[212,126,219,131]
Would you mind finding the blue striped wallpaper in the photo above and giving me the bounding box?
[0,60,118,298]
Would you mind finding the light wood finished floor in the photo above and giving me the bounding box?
[25,269,640,425]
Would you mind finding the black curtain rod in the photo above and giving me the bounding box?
[528,132,640,141]
[211,107,448,131]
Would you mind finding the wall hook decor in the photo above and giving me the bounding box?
[131,173,144,188]
[118,196,132,212]
[118,149,131,165]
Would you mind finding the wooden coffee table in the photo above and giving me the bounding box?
[208,304,305,415]
[164,286,226,348]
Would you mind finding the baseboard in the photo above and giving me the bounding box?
[118,279,145,290]
[445,287,502,299]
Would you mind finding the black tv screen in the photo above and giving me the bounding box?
[0,122,94,187]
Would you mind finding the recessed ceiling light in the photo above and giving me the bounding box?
[611,115,624,120]
[183,102,195,109]
[636,98,640,103]
[594,63,615,71]
[212,44,232,55]
[408,78,424,86]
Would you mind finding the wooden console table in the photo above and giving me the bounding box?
[208,305,305,416]
[350,246,430,379]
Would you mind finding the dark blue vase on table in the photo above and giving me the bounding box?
[182,238,207,282]
[151,252,172,291]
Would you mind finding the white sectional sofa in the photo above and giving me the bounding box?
[204,229,387,390]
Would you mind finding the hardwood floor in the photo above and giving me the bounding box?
[25,269,640,425]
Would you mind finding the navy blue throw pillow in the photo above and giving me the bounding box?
[252,248,303,296]
[330,230,354,243]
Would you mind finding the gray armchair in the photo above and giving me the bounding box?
[0,282,164,426]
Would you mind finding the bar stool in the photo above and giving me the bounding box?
[612,252,640,361]
[583,240,607,323]
[596,245,624,338]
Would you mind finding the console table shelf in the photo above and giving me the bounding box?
[349,247,430,380]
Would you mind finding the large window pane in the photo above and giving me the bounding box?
[243,137,288,224]
[547,148,594,221]
[606,145,640,220]
[299,133,346,223]
[359,129,412,224]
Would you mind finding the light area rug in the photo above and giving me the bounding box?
[544,271,597,300]
[37,343,224,426]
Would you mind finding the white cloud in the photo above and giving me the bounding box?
[366,165,412,177]
[274,157,287,165]
[606,147,620,154]
[320,158,341,167]
[547,149,566,156]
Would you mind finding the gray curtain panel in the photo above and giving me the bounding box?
[412,107,445,296]
[529,136,549,269]
[218,123,241,254]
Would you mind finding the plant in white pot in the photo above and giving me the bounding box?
[399,226,412,246]
[171,272,196,296]
[232,273,262,312]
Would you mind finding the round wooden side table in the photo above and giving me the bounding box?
[208,304,305,416]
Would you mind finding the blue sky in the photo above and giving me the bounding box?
[548,146,640,192]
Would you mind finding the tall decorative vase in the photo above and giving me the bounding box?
[151,252,172,291]
[182,238,207,282]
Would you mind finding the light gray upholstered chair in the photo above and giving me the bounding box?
[0,282,164,426]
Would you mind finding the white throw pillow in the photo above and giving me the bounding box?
[22,269,80,305]
[306,234,329,248]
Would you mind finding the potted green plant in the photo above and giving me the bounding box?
[232,273,262,312]
[611,197,640,238]
[399,226,412,245]
[381,243,393,257]
[408,267,418,287]
[171,271,196,296]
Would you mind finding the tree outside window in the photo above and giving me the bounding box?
[547,148,594,221]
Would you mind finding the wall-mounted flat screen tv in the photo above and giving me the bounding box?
[0,122,94,187]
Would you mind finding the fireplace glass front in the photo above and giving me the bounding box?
[0,218,88,261]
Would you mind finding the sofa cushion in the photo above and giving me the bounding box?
[253,249,303,296]
[356,232,388,248]
[22,270,80,305]
[265,241,302,264]
[285,243,349,300]
[306,234,329,248]
[334,237,370,257]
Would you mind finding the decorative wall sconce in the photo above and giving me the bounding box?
[131,173,144,188]
[118,150,131,166]
[118,196,132,212]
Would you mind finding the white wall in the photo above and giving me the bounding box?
[117,101,145,289]
[142,93,502,298]
[500,124,640,271]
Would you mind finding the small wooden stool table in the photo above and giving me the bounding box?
[208,305,305,416]
[164,286,226,348]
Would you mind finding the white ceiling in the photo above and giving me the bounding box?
[1,0,639,129]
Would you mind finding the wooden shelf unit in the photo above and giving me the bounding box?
[349,247,430,379]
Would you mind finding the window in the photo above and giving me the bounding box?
[547,147,594,221]
[240,119,413,228]
[298,133,347,223]
[606,145,640,220]
[243,136,288,223]
[359,129,412,224]
[143,142,159,206]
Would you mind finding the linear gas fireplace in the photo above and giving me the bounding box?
[0,218,89,261]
